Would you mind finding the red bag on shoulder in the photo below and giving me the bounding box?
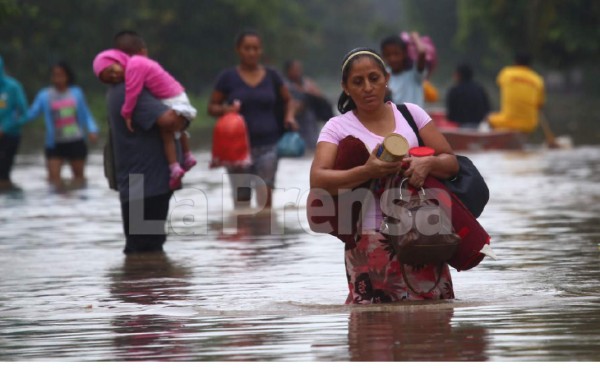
[210,112,251,168]
[422,176,490,271]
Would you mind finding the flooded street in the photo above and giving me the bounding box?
[1,146,600,361]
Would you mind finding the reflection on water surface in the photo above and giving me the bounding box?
[1,148,600,360]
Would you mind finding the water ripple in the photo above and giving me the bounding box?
[1,148,600,360]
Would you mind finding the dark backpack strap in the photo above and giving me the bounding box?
[397,104,424,147]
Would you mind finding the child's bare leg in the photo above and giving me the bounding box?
[157,111,196,172]
[180,133,191,155]
[160,127,185,190]
[160,128,178,165]
[180,131,197,171]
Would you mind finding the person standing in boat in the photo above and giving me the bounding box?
[487,52,545,134]
[446,63,491,129]
[380,33,427,107]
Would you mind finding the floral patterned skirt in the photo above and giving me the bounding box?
[345,232,455,304]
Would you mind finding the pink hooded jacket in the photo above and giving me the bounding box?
[93,49,184,120]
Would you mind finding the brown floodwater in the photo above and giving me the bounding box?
[1,145,600,361]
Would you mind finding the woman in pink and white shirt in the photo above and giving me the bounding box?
[93,48,196,189]
[310,48,459,304]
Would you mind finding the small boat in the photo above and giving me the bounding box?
[428,110,526,151]
[438,128,526,151]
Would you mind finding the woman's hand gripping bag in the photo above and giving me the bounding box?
[306,136,371,246]
[210,112,251,168]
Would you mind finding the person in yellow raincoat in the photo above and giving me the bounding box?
[488,53,545,133]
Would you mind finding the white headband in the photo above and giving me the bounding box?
[341,51,385,73]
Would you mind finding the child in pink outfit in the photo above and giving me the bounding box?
[93,48,196,189]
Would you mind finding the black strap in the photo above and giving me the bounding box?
[397,104,424,147]
[399,103,462,183]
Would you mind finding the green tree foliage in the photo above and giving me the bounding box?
[455,0,600,69]
[0,0,303,93]
[1,0,598,100]
[0,0,397,97]
[398,0,460,80]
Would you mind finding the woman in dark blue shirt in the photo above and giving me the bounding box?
[208,30,298,210]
